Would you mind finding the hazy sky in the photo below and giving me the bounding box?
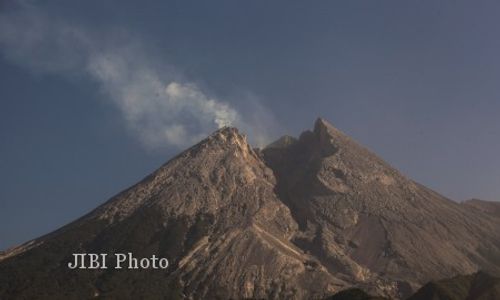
[1,0,500,250]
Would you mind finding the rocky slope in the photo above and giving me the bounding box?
[1,118,499,299]
[261,119,500,297]
[463,199,500,219]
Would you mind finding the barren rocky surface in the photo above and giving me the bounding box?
[463,199,500,219]
[0,118,499,299]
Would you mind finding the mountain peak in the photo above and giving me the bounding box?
[313,117,333,135]
[210,126,244,141]
[313,117,350,142]
[190,126,253,156]
[2,117,500,300]
[314,117,330,128]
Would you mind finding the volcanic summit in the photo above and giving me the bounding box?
[1,118,499,299]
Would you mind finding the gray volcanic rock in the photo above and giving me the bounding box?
[1,119,499,299]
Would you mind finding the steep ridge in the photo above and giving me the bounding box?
[1,119,499,299]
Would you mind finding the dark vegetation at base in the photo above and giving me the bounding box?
[407,271,500,300]
[325,272,500,300]
[326,288,388,300]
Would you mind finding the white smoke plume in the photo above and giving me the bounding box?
[0,3,273,149]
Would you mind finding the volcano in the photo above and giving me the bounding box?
[1,118,499,299]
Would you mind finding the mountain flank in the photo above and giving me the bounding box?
[1,118,499,299]
[463,199,500,220]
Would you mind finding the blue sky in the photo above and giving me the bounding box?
[1,0,500,250]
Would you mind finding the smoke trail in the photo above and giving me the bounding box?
[0,3,271,149]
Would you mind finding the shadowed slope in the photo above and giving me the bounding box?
[408,271,500,300]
